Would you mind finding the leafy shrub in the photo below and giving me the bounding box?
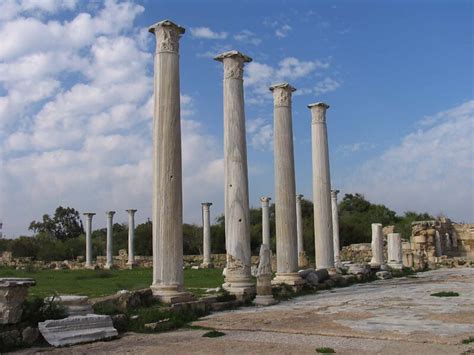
[430,291,459,297]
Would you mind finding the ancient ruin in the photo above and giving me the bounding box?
[200,203,213,268]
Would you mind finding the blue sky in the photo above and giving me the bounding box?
[0,0,472,237]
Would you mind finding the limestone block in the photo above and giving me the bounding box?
[38,314,118,347]
[376,271,392,280]
[0,278,35,324]
[347,263,371,275]
[44,295,93,316]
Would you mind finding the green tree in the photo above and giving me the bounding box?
[29,206,84,241]
[135,221,152,256]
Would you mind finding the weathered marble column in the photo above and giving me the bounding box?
[126,209,137,268]
[83,213,95,268]
[296,194,307,268]
[331,190,341,266]
[308,103,334,269]
[214,50,255,296]
[271,83,303,286]
[370,223,384,267]
[201,203,213,268]
[387,233,403,269]
[435,231,443,257]
[149,20,192,303]
[105,211,115,270]
[260,197,271,247]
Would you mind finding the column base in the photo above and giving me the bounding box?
[84,264,96,270]
[126,261,138,269]
[150,284,195,304]
[387,262,403,270]
[104,264,114,270]
[272,273,306,287]
[199,262,214,269]
[222,280,255,300]
[254,295,278,306]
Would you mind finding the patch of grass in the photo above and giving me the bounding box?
[430,291,459,297]
[461,337,474,344]
[0,267,224,299]
[391,267,415,278]
[316,347,335,353]
[202,330,225,338]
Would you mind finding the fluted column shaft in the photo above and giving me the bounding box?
[201,203,212,267]
[126,209,137,266]
[271,83,302,285]
[83,213,95,268]
[105,211,115,269]
[296,194,305,267]
[260,197,271,246]
[331,190,341,265]
[215,50,254,295]
[387,233,403,268]
[149,20,191,302]
[308,103,334,269]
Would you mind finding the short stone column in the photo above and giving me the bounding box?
[201,202,213,268]
[387,233,403,269]
[296,194,307,268]
[215,50,255,297]
[331,190,341,266]
[126,209,137,268]
[370,223,384,267]
[271,83,303,286]
[260,197,271,247]
[149,20,192,303]
[105,211,115,270]
[254,244,278,306]
[308,102,334,269]
[83,213,95,268]
[450,232,457,248]
[0,278,36,324]
[435,231,443,257]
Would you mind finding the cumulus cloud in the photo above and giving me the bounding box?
[337,142,375,155]
[234,30,261,45]
[190,26,228,40]
[314,77,341,95]
[0,1,224,236]
[247,117,273,151]
[343,100,474,222]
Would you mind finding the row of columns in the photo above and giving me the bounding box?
[83,210,137,269]
[148,19,341,301]
[370,223,403,269]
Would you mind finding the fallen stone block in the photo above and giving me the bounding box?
[0,278,36,324]
[38,314,118,347]
[376,271,393,280]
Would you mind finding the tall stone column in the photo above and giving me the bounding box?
[126,209,137,268]
[296,194,307,268]
[149,20,192,303]
[83,213,95,268]
[331,190,341,266]
[200,203,213,268]
[308,103,334,269]
[260,197,271,247]
[370,223,384,267]
[214,50,255,297]
[435,231,443,257]
[105,211,115,270]
[270,83,304,286]
[387,233,403,269]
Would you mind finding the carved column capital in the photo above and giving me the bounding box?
[308,102,330,124]
[296,194,304,202]
[270,83,296,107]
[214,50,252,80]
[149,19,185,54]
[201,202,213,210]
[330,190,340,199]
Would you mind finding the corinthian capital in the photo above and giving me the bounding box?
[214,50,252,80]
[149,19,185,54]
[269,83,296,107]
[308,102,330,124]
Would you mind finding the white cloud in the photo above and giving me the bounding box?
[314,77,341,95]
[190,27,228,40]
[343,100,474,223]
[337,142,375,155]
[275,24,292,38]
[247,117,273,151]
[234,30,261,45]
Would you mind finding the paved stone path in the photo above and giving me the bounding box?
[23,268,474,354]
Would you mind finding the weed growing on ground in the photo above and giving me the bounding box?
[430,291,459,297]
[202,330,225,338]
[316,347,335,353]
[461,337,474,344]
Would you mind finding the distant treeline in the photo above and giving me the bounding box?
[0,194,433,262]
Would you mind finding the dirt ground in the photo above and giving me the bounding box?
[19,268,474,354]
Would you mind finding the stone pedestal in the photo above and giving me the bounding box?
[126,209,137,268]
[105,211,115,270]
[271,83,304,287]
[215,50,255,297]
[331,190,341,266]
[0,278,35,324]
[200,202,213,268]
[83,213,95,268]
[370,223,385,267]
[387,233,403,269]
[308,102,334,269]
[44,295,93,316]
[296,194,308,268]
[149,19,193,303]
[260,197,271,247]
[255,245,277,306]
